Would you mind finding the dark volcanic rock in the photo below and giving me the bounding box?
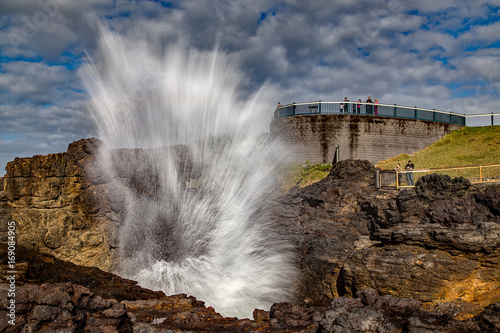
[0,283,132,332]
[268,290,500,332]
[472,302,500,332]
[271,160,376,306]
[0,244,165,302]
[272,160,500,319]
[320,289,474,333]
[0,243,267,332]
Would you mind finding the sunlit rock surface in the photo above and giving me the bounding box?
[2,146,500,328]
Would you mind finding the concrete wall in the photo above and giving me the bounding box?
[270,114,463,164]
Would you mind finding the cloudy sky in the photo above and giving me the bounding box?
[0,0,499,173]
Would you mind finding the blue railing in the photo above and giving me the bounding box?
[274,101,499,126]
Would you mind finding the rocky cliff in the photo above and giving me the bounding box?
[1,244,499,332]
[0,138,193,273]
[1,139,500,331]
[0,139,119,271]
[272,160,500,319]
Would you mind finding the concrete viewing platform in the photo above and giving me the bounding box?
[270,101,470,164]
[271,101,499,164]
[274,101,467,125]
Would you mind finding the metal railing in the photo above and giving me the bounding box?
[377,164,500,189]
[274,101,500,127]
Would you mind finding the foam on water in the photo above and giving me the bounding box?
[79,29,296,318]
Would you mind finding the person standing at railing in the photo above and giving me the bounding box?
[274,102,281,118]
[395,163,403,186]
[405,160,415,186]
[357,99,362,114]
[340,97,349,113]
[374,99,379,115]
[366,96,373,114]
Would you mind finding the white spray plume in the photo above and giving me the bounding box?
[79,28,296,318]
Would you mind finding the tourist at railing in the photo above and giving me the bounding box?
[357,99,361,114]
[374,99,379,115]
[366,96,373,114]
[340,97,349,113]
[395,163,403,186]
[405,160,415,186]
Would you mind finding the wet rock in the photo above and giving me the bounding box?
[320,290,473,333]
[3,142,500,329]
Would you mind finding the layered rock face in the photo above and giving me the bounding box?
[272,160,500,318]
[1,244,499,332]
[2,140,500,331]
[0,139,118,270]
[0,138,194,272]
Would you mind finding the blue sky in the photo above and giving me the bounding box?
[0,0,499,173]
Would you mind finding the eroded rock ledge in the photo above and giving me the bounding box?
[1,245,499,332]
[1,139,500,331]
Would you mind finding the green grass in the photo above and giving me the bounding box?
[277,160,332,193]
[376,126,500,171]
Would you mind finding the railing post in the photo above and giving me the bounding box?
[414,106,417,120]
[293,102,296,116]
[492,112,494,126]
[332,145,340,164]
[375,169,381,189]
[433,109,436,121]
[319,100,322,115]
[394,104,397,117]
[480,165,482,183]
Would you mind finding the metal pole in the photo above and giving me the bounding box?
[492,112,494,126]
[332,145,339,164]
[375,169,380,189]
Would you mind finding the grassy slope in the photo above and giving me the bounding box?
[376,126,500,170]
[277,161,332,193]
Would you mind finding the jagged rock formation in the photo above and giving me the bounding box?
[2,140,500,330]
[272,160,500,319]
[0,245,265,332]
[1,244,499,332]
